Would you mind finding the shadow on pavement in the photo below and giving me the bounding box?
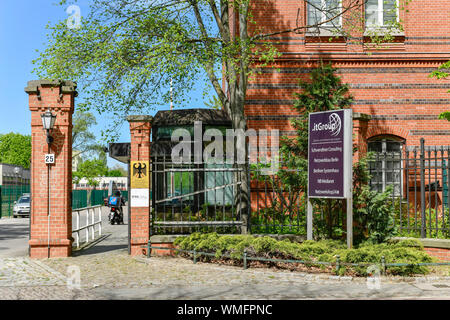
[0,224,29,241]
[73,244,128,256]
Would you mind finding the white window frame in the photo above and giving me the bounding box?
[307,0,342,28]
[365,0,399,27]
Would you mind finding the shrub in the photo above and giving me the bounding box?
[173,233,434,276]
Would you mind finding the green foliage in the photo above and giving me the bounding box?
[0,133,31,169]
[174,233,435,276]
[430,60,450,81]
[282,63,353,159]
[429,60,450,120]
[352,155,397,244]
[72,158,108,186]
[72,110,105,159]
[107,169,124,177]
[288,63,352,239]
[251,63,354,238]
[395,207,450,239]
[34,1,406,140]
[439,112,450,122]
[251,64,396,242]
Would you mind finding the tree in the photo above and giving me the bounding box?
[0,133,32,169]
[254,63,396,242]
[34,0,405,232]
[72,110,106,159]
[108,164,127,177]
[280,63,353,239]
[430,61,450,121]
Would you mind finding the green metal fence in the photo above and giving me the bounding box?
[0,186,128,217]
[73,189,129,209]
[72,190,88,209]
[0,185,31,218]
[90,189,108,207]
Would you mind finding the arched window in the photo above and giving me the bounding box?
[368,135,405,196]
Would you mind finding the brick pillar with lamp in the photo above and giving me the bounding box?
[25,80,77,259]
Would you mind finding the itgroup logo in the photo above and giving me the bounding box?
[329,113,342,136]
[311,112,342,137]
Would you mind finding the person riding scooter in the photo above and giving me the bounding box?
[107,190,125,224]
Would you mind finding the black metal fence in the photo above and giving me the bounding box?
[150,139,450,239]
[151,157,244,235]
[368,138,450,239]
[150,156,306,235]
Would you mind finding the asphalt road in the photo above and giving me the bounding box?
[0,217,30,258]
[0,205,129,258]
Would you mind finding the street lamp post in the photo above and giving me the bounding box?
[41,109,56,258]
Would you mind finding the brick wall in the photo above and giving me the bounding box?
[424,247,450,262]
[231,1,450,150]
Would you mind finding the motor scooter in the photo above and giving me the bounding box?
[108,206,123,225]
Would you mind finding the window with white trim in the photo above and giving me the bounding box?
[365,0,399,27]
[307,0,341,27]
[368,136,404,196]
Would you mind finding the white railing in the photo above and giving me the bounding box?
[72,205,102,249]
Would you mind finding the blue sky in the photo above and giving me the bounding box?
[0,1,213,169]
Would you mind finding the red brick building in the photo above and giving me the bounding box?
[228,0,450,202]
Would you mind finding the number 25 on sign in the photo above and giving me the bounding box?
[45,154,55,164]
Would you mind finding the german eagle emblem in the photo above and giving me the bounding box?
[133,163,147,179]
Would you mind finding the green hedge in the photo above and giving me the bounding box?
[174,233,435,276]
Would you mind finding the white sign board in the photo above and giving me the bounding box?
[130,188,149,207]
[45,154,55,164]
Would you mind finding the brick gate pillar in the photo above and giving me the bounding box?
[25,80,77,259]
[127,115,153,256]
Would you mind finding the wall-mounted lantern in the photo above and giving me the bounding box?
[41,109,57,145]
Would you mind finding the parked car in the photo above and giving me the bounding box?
[13,193,31,218]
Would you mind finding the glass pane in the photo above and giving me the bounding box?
[383,0,397,25]
[166,170,194,202]
[368,141,382,152]
[372,171,382,183]
[386,141,401,152]
[365,0,379,26]
[156,126,194,140]
[324,0,341,26]
[205,163,233,206]
[307,0,322,25]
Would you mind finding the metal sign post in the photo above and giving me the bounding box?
[307,109,353,248]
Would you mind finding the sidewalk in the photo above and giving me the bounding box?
[1,209,450,300]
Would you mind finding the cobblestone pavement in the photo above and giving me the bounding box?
[0,257,101,299]
[2,206,450,300]
[42,243,450,300]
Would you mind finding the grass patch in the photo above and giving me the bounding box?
[174,233,437,276]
